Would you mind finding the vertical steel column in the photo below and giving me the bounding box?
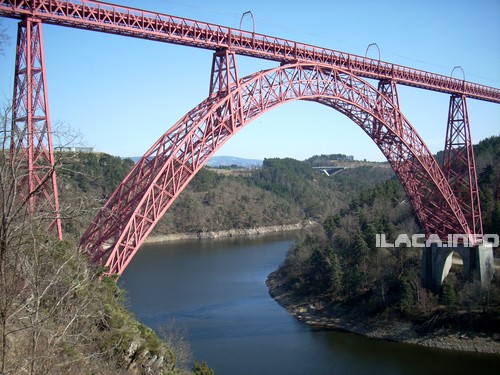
[11,17,62,239]
[378,79,402,129]
[442,94,482,241]
[209,48,239,96]
[374,79,405,166]
[378,80,400,108]
[208,49,244,131]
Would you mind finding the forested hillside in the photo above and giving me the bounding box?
[435,135,500,234]
[1,148,244,373]
[4,129,496,372]
[55,137,499,243]
[474,136,500,234]
[271,135,500,334]
[155,157,393,236]
[54,152,394,238]
[1,149,205,373]
[57,152,136,237]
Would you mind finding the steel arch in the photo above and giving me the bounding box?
[80,62,470,276]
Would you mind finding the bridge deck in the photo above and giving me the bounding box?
[0,0,498,103]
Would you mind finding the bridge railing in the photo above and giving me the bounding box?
[0,0,499,102]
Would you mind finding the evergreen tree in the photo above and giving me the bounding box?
[308,247,331,293]
[323,214,340,241]
[352,231,369,264]
[328,250,343,294]
[193,361,215,375]
[398,279,414,314]
[342,268,363,298]
[442,279,458,311]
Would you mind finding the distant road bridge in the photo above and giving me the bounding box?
[312,166,349,176]
[1,0,498,288]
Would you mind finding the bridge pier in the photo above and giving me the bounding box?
[421,243,495,291]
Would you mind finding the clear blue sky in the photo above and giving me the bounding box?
[0,0,499,161]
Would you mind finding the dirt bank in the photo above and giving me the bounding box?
[144,222,316,243]
[266,271,500,355]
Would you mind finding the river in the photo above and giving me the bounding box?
[119,233,500,374]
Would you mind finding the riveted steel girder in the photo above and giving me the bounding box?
[443,95,482,238]
[11,17,62,239]
[80,60,471,276]
[0,0,498,103]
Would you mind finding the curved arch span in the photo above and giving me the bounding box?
[80,62,470,276]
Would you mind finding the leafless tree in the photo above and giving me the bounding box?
[157,318,193,371]
[0,104,107,374]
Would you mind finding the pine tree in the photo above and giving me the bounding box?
[398,279,414,314]
[327,249,343,294]
[442,280,457,311]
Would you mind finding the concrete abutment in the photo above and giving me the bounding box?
[421,243,495,291]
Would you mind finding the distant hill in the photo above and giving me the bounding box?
[126,155,262,168]
[206,156,263,168]
[127,156,142,163]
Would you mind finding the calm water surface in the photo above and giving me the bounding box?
[119,233,500,375]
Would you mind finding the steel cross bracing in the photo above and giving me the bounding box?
[80,56,472,276]
[443,95,482,239]
[0,0,499,103]
[1,1,496,277]
[11,17,62,239]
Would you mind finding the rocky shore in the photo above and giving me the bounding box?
[145,222,315,243]
[144,224,500,355]
[266,271,500,355]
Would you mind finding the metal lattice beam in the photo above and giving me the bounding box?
[11,17,62,239]
[0,0,498,103]
[443,95,482,238]
[80,59,471,276]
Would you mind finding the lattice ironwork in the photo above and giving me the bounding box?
[0,0,498,103]
[2,1,495,277]
[80,57,471,276]
[210,49,239,95]
[11,17,62,239]
[442,95,482,238]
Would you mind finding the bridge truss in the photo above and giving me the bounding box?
[1,0,498,276]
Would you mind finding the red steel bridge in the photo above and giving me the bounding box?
[1,0,499,277]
